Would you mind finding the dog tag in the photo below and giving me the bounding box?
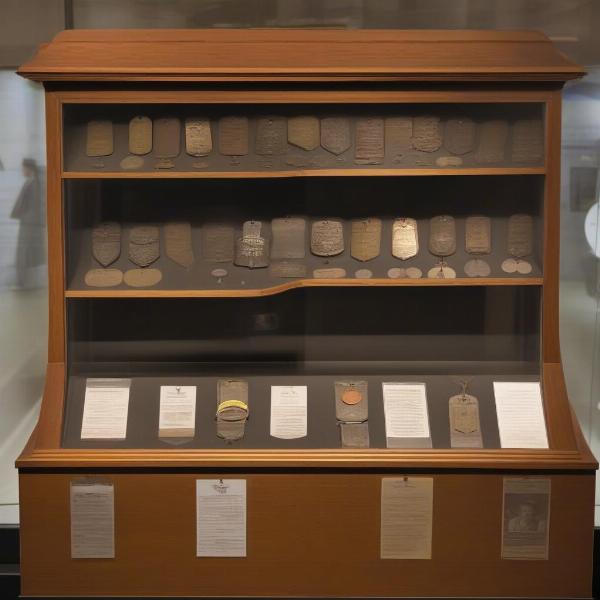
[392,218,419,260]
[465,216,491,255]
[429,216,456,257]
[235,220,269,268]
[501,258,518,274]
[120,155,144,170]
[288,116,319,151]
[464,258,491,277]
[185,118,212,157]
[516,260,533,274]
[444,118,476,155]
[271,218,306,259]
[311,220,344,256]
[256,117,287,155]
[436,156,463,167]
[313,268,346,278]
[216,379,249,441]
[92,222,121,267]
[355,118,384,165]
[86,120,113,157]
[128,225,160,267]
[154,118,180,158]
[270,261,307,278]
[475,120,508,164]
[321,118,351,155]
[449,393,483,448]
[385,117,412,158]
[123,268,162,287]
[351,217,381,261]
[389,267,422,279]
[412,116,442,152]
[507,214,533,257]
[202,225,234,263]
[218,116,248,156]
[511,119,544,163]
[84,268,123,288]
[129,116,152,155]
[335,380,368,423]
[165,222,194,268]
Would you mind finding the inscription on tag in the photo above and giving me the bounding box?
[165,222,194,268]
[235,221,269,268]
[311,220,344,256]
[270,218,306,259]
[86,120,113,157]
[475,120,508,164]
[218,116,249,156]
[507,214,533,257]
[185,118,212,157]
[128,116,152,155]
[385,117,412,159]
[202,224,234,263]
[321,118,351,155]
[444,118,476,155]
[92,222,121,267]
[511,119,544,164]
[351,218,381,261]
[449,394,483,448]
[153,117,181,158]
[340,423,370,448]
[355,118,385,165]
[465,216,491,255]
[128,225,159,267]
[392,218,419,260]
[85,268,123,288]
[412,116,442,152]
[288,116,319,151]
[255,117,287,155]
[428,216,456,257]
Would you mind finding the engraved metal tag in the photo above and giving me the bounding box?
[128,225,160,267]
[185,118,212,156]
[351,217,381,261]
[153,117,181,158]
[428,216,456,257]
[335,380,368,423]
[511,119,544,164]
[86,120,113,157]
[310,220,344,256]
[123,268,162,287]
[84,268,123,288]
[449,394,483,448]
[340,422,370,448]
[465,215,491,255]
[385,117,412,158]
[270,217,306,259]
[165,222,194,268]
[270,261,307,278]
[507,214,533,257]
[355,118,385,165]
[321,118,351,155]
[92,221,121,267]
[218,116,249,156]
[129,116,152,155]
[255,116,287,155]
[201,224,234,263]
[392,218,419,260]
[313,267,346,278]
[444,118,476,155]
[288,116,319,151]
[475,120,508,164]
[412,116,442,152]
[235,220,269,268]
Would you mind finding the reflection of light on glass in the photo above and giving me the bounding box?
[584,203,600,258]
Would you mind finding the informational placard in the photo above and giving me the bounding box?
[158,385,196,438]
[382,382,431,447]
[494,382,548,448]
[70,480,115,559]
[270,385,307,439]
[502,478,550,560]
[80,378,131,439]
[380,477,433,559]
[196,479,246,558]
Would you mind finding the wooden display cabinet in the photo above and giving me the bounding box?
[16,29,597,598]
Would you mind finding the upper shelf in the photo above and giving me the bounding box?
[17,29,585,83]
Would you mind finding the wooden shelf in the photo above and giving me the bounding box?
[65,276,543,298]
[62,166,546,179]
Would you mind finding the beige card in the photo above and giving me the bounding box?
[381,477,433,559]
[502,478,550,560]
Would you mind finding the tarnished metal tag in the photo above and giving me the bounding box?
[84,268,123,288]
[288,116,319,151]
[128,225,160,267]
[511,119,544,164]
[255,116,287,155]
[216,379,249,441]
[311,220,344,256]
[351,217,381,261]
[335,380,368,423]
[92,221,121,267]
[123,268,162,287]
[412,116,442,152]
[270,261,307,278]
[507,214,533,257]
[270,217,306,259]
[385,116,412,158]
[475,120,508,164]
[320,117,351,155]
[355,118,385,165]
[428,215,456,257]
[185,118,212,157]
[465,215,491,255]
[218,116,249,156]
[392,218,419,260]
[340,422,370,448]
[201,224,234,263]
[444,118,476,155]
[449,393,483,448]
[235,220,269,268]
[86,120,113,157]
[153,117,181,158]
[128,116,152,155]
[165,221,194,268]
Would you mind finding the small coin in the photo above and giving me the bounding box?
[120,155,144,170]
[427,265,457,279]
[405,267,423,279]
[464,258,491,277]
[354,269,373,279]
[342,389,363,405]
[211,268,228,278]
[388,267,406,279]
[501,258,518,274]
[516,260,533,274]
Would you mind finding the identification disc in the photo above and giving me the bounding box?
[501,258,518,273]
[165,221,194,268]
[321,117,351,155]
[355,269,373,279]
[288,116,320,151]
[311,220,344,257]
[86,120,113,157]
[123,268,162,287]
[355,117,385,165]
[385,116,412,159]
[507,214,533,257]
[218,116,249,156]
[392,218,419,260]
[270,261,307,278]
[475,120,508,164]
[313,267,346,278]
[211,268,228,278]
[465,215,492,255]
[412,116,442,152]
[449,393,483,448]
[92,221,121,267]
[185,118,212,156]
[120,155,144,170]
[153,117,181,158]
[202,224,234,263]
[429,215,456,257]
[444,118,476,155]
[129,225,160,267]
[515,259,533,274]
[342,389,363,405]
[128,116,152,155]
[427,264,457,279]
[335,380,368,423]
[270,217,306,259]
[84,268,123,288]
[351,217,381,261]
[511,119,544,164]
[255,116,287,156]
[464,258,491,277]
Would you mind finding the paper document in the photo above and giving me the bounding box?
[81,378,131,439]
[270,385,307,439]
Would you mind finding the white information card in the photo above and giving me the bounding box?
[270,385,307,439]
[196,479,246,557]
[81,378,131,439]
[159,385,196,438]
[70,481,115,559]
[382,382,431,442]
[494,381,548,449]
